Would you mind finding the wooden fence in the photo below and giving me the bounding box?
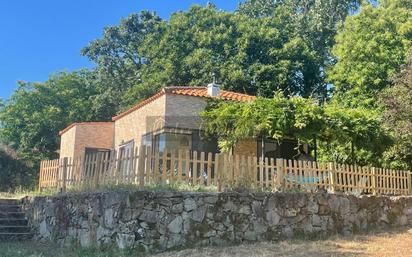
[39,146,412,196]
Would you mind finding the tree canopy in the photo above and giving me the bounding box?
[201,94,389,166]
[380,55,412,169]
[0,71,110,162]
[1,1,412,190]
[328,0,412,107]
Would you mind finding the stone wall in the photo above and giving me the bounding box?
[23,191,412,252]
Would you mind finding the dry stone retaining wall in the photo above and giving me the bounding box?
[23,191,412,252]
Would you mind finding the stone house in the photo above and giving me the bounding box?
[59,84,308,160]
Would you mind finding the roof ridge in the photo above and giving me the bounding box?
[112,86,255,122]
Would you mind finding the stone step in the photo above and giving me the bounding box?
[0,199,21,205]
[0,218,28,226]
[0,225,31,233]
[0,212,26,219]
[0,232,32,241]
[0,205,21,213]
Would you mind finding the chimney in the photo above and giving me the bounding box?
[207,83,220,97]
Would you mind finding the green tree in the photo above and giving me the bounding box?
[0,143,35,191]
[201,94,390,166]
[139,5,321,100]
[328,0,412,107]
[238,0,361,99]
[81,11,163,111]
[201,93,325,152]
[0,71,109,162]
[380,56,412,169]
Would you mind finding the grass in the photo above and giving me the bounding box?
[0,228,411,257]
[0,241,146,257]
[0,182,220,199]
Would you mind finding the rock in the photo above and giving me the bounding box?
[339,198,351,215]
[266,210,281,226]
[307,200,319,214]
[96,226,110,241]
[252,201,263,217]
[204,195,218,204]
[157,198,173,207]
[312,214,322,227]
[79,229,91,247]
[238,205,251,215]
[318,205,331,215]
[380,214,390,224]
[184,198,197,211]
[117,233,135,249]
[253,220,267,234]
[39,220,50,238]
[168,216,183,234]
[134,228,145,240]
[398,215,408,226]
[104,209,115,228]
[167,234,184,249]
[223,201,236,212]
[191,206,207,222]
[171,203,184,214]
[204,230,217,238]
[244,230,257,241]
[139,210,159,223]
[283,208,298,217]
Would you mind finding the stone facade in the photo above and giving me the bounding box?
[59,123,114,159]
[23,191,412,252]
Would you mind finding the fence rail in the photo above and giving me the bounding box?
[39,145,412,196]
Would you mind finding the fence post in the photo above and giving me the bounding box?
[328,162,335,193]
[61,157,68,193]
[371,167,377,196]
[38,161,44,192]
[215,153,222,192]
[138,145,146,188]
[407,171,412,195]
[275,158,284,191]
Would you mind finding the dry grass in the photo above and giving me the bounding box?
[153,228,412,257]
[0,228,411,257]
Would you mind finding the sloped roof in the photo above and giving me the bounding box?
[59,122,113,136]
[112,86,256,121]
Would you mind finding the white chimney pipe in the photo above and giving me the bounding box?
[207,83,220,97]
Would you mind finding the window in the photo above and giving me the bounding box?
[141,133,152,148]
[153,133,191,153]
[85,147,111,156]
[257,138,304,160]
[192,130,219,153]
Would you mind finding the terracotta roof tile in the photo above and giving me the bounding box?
[112,86,256,121]
[59,122,113,136]
[112,91,166,121]
[167,87,256,102]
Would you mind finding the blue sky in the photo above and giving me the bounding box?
[0,0,238,100]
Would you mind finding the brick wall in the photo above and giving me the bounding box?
[59,123,114,159]
[114,94,166,148]
[164,94,208,130]
[59,126,76,158]
[114,93,209,150]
